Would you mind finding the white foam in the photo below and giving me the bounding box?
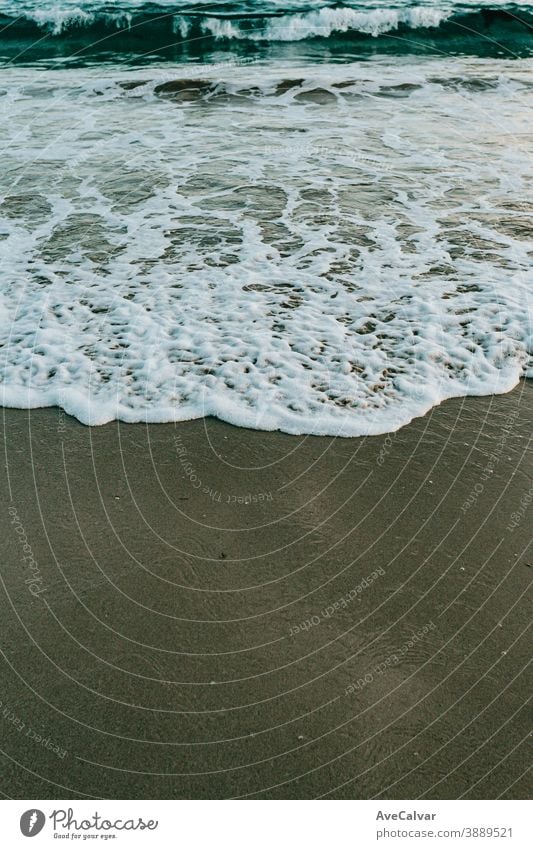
[201,7,453,42]
[30,7,94,35]
[0,59,531,434]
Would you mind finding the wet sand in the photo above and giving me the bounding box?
[0,382,531,799]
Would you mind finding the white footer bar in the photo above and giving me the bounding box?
[2,800,530,848]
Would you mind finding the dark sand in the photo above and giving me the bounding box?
[1,383,531,799]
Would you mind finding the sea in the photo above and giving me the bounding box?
[0,1,531,434]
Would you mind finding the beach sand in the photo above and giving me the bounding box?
[0,382,531,799]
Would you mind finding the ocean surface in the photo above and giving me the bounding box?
[0,2,531,433]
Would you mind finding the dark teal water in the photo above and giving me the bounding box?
[0,2,531,65]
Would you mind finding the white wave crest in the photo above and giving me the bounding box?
[31,7,95,35]
[201,6,453,43]
[26,6,133,34]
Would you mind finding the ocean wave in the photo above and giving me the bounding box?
[189,7,454,42]
[13,5,455,39]
[0,3,531,39]
[0,4,531,63]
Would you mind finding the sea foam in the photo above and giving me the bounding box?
[0,60,531,434]
[197,7,453,42]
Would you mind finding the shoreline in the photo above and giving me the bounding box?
[2,363,529,435]
[0,381,531,799]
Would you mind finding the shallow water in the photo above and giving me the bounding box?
[0,4,532,434]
